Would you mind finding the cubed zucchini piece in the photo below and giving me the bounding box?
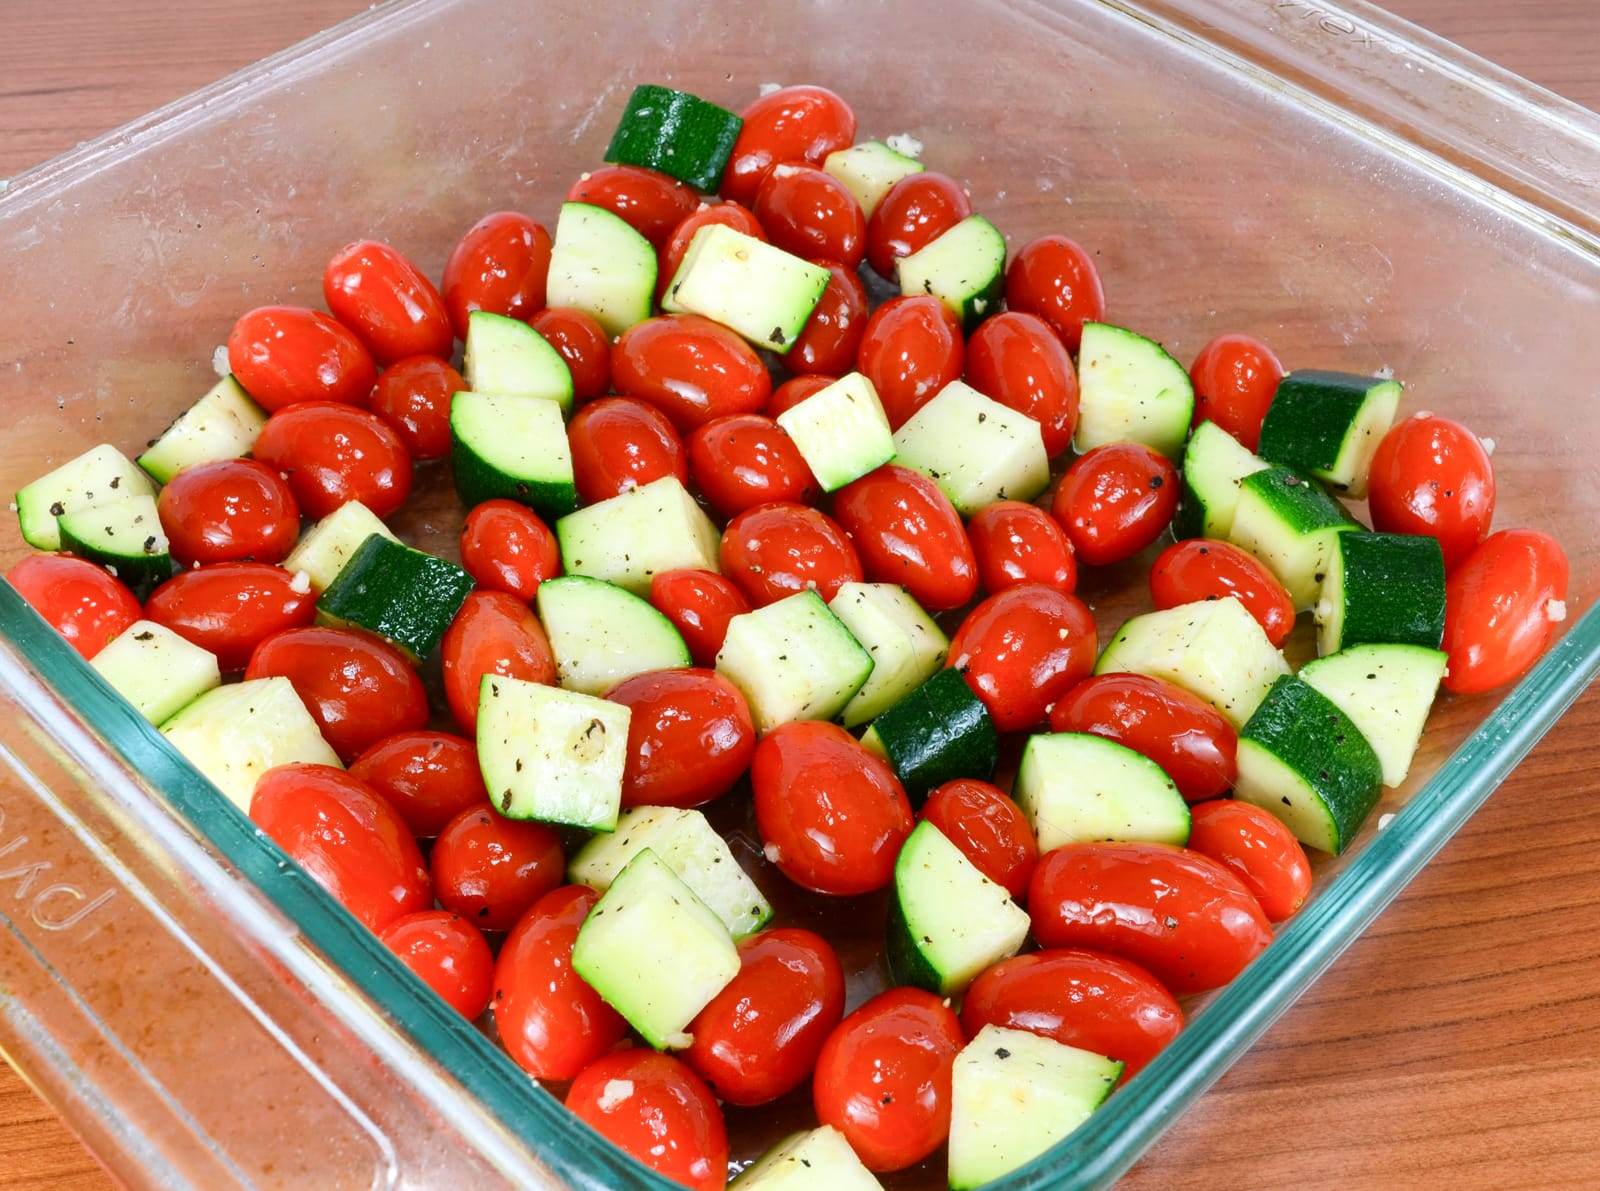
[569,805,771,939]
[1096,597,1289,728]
[316,535,474,661]
[137,375,267,483]
[603,84,743,191]
[891,381,1049,516]
[571,848,739,1049]
[826,582,948,728]
[555,476,720,596]
[1014,732,1190,851]
[92,620,220,724]
[282,501,399,594]
[161,677,340,811]
[16,444,156,551]
[475,675,629,831]
[662,221,830,352]
[451,390,576,518]
[535,575,690,696]
[775,371,895,492]
[716,591,873,732]
[462,311,573,412]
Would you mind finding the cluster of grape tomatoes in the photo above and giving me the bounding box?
[5,80,1570,1189]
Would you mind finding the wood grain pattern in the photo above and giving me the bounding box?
[1,2,1597,1188]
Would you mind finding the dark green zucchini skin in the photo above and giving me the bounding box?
[1258,370,1400,483]
[317,534,474,660]
[603,84,743,191]
[885,884,944,993]
[1241,674,1382,852]
[870,669,998,803]
[1332,532,1446,649]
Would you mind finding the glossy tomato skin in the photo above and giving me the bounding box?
[459,500,560,602]
[439,590,557,733]
[767,374,834,419]
[684,928,846,1106]
[566,1050,728,1191]
[865,171,972,281]
[441,211,551,337]
[144,563,315,671]
[1149,539,1294,647]
[966,500,1077,596]
[1186,800,1312,922]
[658,202,766,301]
[1368,413,1496,571]
[606,669,755,809]
[947,584,1097,732]
[1028,842,1272,994]
[47,565,131,675]
[493,885,627,1080]
[157,459,300,567]
[832,464,978,612]
[568,164,699,249]
[379,910,495,1019]
[752,721,913,896]
[857,295,964,430]
[813,987,963,1173]
[350,730,488,837]
[1050,673,1238,803]
[754,164,865,269]
[961,949,1183,1078]
[245,626,427,762]
[528,307,611,403]
[720,502,863,606]
[723,84,857,208]
[1442,529,1569,694]
[367,355,464,461]
[566,396,688,505]
[8,554,139,659]
[1189,334,1284,451]
[226,306,377,412]
[430,805,565,932]
[1003,234,1106,352]
[688,414,816,518]
[788,261,868,377]
[252,401,413,520]
[249,763,431,933]
[965,311,1080,456]
[648,569,751,667]
[919,779,1038,900]
[612,315,772,432]
[323,239,454,363]
[1052,441,1178,566]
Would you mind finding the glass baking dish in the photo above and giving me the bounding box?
[2,0,1598,1186]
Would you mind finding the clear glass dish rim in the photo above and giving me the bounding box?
[3,1,1599,1187]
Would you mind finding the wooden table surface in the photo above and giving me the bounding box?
[3,2,1599,1188]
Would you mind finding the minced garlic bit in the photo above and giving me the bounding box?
[885,133,924,159]
[289,569,312,595]
[1480,435,1496,456]
[1546,598,1567,623]
[1378,813,1395,830]
[212,344,231,376]
[763,842,783,864]
[757,82,783,97]
[596,1079,634,1111]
